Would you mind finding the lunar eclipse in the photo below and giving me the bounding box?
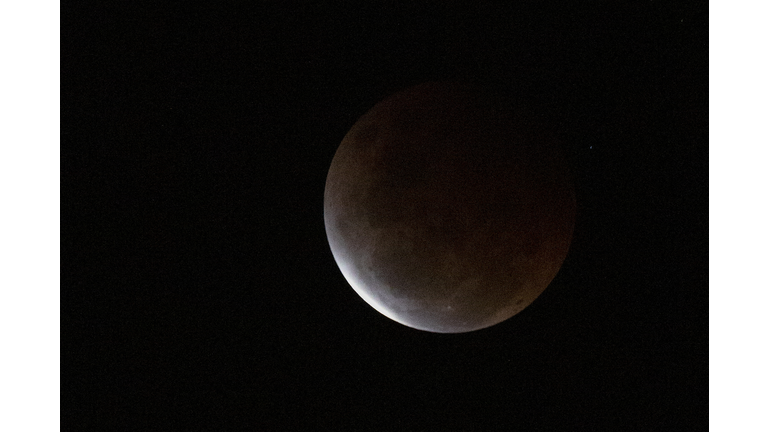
[324,82,577,333]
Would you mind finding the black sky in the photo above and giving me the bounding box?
[69,1,708,430]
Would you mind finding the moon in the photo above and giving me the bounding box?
[324,82,576,333]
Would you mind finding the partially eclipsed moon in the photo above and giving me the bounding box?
[324,82,576,333]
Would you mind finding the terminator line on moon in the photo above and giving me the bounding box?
[324,82,576,333]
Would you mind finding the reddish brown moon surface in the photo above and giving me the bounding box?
[324,82,576,333]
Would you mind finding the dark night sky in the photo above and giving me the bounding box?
[68,1,707,430]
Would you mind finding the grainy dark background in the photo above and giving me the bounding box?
[67,1,707,430]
